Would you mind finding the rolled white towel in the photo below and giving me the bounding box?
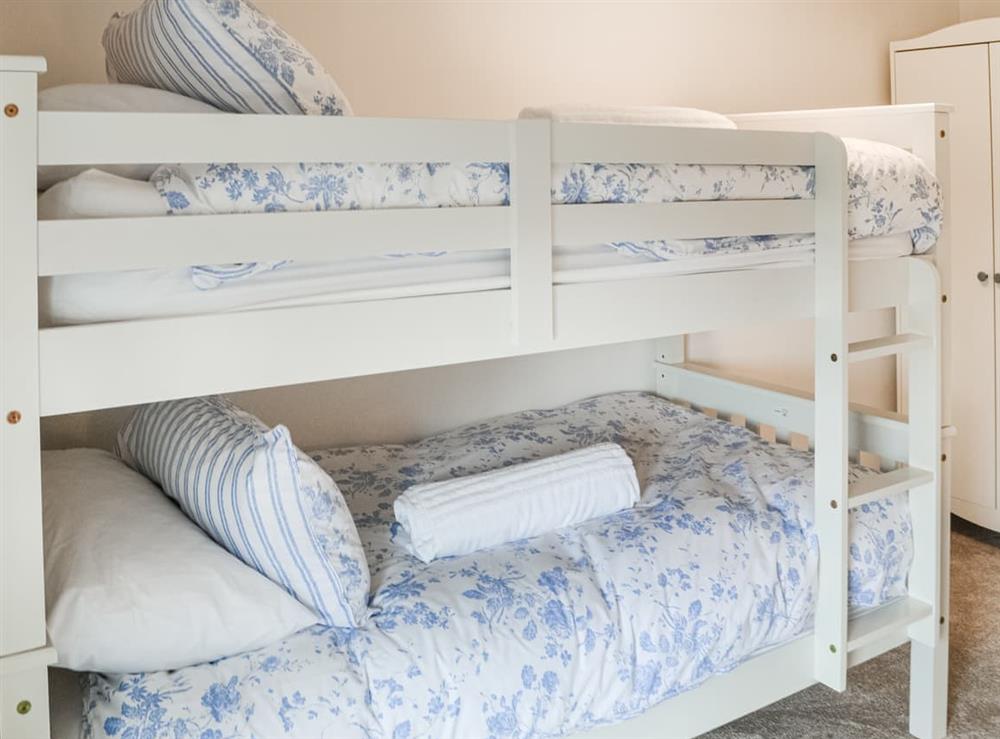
[393,442,640,563]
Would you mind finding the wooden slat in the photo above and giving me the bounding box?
[859,450,882,469]
[702,406,719,419]
[655,363,911,463]
[758,423,777,443]
[38,112,512,165]
[730,414,747,428]
[551,123,816,165]
[38,207,511,276]
[790,432,811,451]
[552,200,814,246]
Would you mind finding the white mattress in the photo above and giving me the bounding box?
[40,237,910,326]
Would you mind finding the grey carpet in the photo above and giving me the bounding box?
[705,517,1000,739]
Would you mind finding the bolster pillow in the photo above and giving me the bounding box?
[393,442,640,562]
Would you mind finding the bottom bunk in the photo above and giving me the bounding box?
[62,390,921,739]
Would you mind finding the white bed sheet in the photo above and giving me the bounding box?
[40,236,910,326]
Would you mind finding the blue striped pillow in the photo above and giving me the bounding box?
[102,0,352,116]
[115,396,370,627]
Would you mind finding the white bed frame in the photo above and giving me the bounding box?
[0,55,952,739]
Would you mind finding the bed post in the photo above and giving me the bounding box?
[905,259,947,739]
[812,133,850,691]
[0,56,56,739]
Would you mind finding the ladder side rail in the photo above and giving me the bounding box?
[905,261,947,739]
[812,133,850,690]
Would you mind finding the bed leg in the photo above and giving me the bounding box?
[909,636,948,739]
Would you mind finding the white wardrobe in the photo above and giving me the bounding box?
[892,18,1000,531]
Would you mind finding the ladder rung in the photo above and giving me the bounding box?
[848,466,934,509]
[847,333,930,362]
[847,596,932,652]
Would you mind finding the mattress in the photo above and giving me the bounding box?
[39,134,941,325]
[80,392,912,739]
[41,236,913,326]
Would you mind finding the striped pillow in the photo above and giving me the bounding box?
[115,396,369,628]
[102,0,352,115]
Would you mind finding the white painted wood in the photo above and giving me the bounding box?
[38,206,511,275]
[551,123,815,164]
[846,597,932,653]
[40,291,514,415]
[910,637,949,739]
[0,56,46,73]
[890,18,1000,53]
[510,119,553,346]
[904,259,947,739]
[39,207,512,276]
[733,102,953,436]
[2,97,950,737]
[0,68,47,659]
[0,649,55,739]
[654,336,686,364]
[552,200,814,246]
[812,133,850,691]
[654,363,912,463]
[847,466,934,509]
[894,38,998,527]
[847,333,930,363]
[38,112,512,165]
[39,260,917,417]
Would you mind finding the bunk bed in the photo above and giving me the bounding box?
[0,54,950,739]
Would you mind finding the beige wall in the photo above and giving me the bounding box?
[2,0,960,115]
[960,0,1000,20]
[0,0,961,448]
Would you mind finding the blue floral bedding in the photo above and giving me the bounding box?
[149,136,943,289]
[84,392,912,739]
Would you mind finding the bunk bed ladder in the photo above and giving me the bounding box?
[813,133,945,738]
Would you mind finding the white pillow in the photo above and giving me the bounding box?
[102,0,353,116]
[37,83,221,191]
[42,448,317,673]
[116,396,372,628]
[519,104,737,129]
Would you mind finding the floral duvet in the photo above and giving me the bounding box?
[149,136,943,289]
[86,392,912,739]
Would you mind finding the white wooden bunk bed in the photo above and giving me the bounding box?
[0,55,951,739]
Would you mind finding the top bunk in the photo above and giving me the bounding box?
[0,56,950,416]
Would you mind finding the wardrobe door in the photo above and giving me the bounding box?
[896,44,997,514]
[992,43,1000,518]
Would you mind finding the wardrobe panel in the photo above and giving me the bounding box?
[896,44,997,510]
[992,42,1000,514]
